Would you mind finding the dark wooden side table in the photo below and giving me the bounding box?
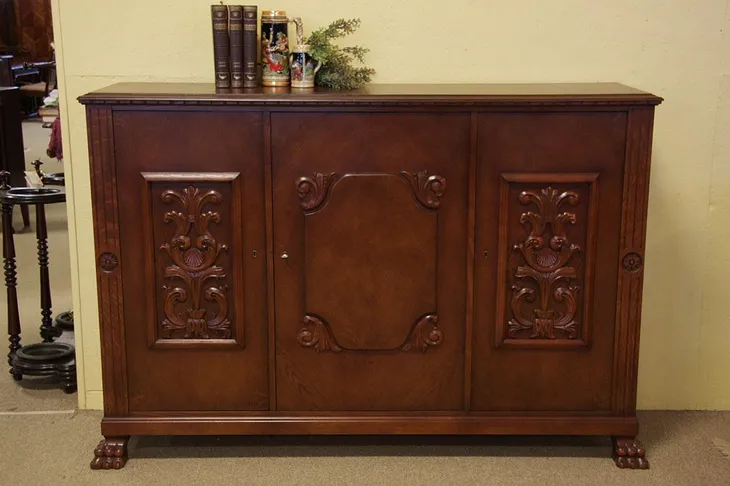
[1,172,76,393]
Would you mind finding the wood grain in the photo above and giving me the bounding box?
[611,107,656,415]
[78,83,663,107]
[464,112,477,411]
[87,106,129,416]
[264,111,277,411]
[101,414,639,437]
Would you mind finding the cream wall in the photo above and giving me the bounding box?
[50,0,730,410]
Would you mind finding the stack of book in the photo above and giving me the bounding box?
[211,5,258,89]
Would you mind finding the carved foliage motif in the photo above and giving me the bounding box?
[297,314,442,353]
[508,187,582,340]
[158,185,231,339]
[399,315,443,352]
[296,171,447,212]
[296,172,342,211]
[297,315,343,353]
[399,170,446,209]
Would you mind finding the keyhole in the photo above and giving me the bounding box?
[484,251,489,259]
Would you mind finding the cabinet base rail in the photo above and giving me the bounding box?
[93,415,647,470]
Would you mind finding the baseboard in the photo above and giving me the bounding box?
[84,390,104,410]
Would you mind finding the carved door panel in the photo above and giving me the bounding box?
[113,111,269,411]
[472,112,627,411]
[272,113,469,411]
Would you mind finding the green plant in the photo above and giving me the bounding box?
[305,18,375,90]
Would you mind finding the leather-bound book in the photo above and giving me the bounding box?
[211,5,231,89]
[243,6,258,88]
[229,6,244,88]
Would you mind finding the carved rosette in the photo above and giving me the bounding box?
[297,172,341,211]
[622,252,643,273]
[508,187,582,340]
[98,252,118,273]
[297,313,442,353]
[399,170,446,209]
[158,185,231,340]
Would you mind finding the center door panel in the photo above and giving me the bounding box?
[272,113,469,411]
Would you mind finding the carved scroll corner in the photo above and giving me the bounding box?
[401,314,443,352]
[98,252,118,273]
[399,170,446,210]
[621,251,643,274]
[297,315,342,353]
[296,172,341,211]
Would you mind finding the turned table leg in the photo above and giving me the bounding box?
[20,204,30,228]
[36,203,61,342]
[91,436,129,470]
[612,436,649,469]
[2,201,21,374]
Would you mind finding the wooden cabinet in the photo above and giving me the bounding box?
[79,83,661,470]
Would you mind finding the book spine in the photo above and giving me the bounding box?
[229,6,244,88]
[211,5,231,89]
[243,5,258,88]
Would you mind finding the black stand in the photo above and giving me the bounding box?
[11,343,76,393]
[1,172,75,393]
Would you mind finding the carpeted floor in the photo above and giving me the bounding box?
[0,411,728,485]
[1,121,729,485]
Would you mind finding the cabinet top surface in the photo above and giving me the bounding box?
[78,82,662,106]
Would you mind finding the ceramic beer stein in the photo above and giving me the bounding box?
[290,44,321,89]
[260,10,290,87]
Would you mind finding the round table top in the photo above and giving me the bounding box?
[0,186,66,204]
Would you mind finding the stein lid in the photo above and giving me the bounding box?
[261,10,287,19]
[293,44,312,53]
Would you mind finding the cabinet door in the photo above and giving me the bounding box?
[473,112,626,412]
[113,111,269,412]
[272,113,469,411]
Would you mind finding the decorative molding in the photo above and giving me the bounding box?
[79,97,663,108]
[622,251,643,273]
[507,187,581,340]
[87,106,128,415]
[98,252,118,273]
[399,171,446,210]
[612,437,649,469]
[158,185,231,340]
[297,315,342,353]
[399,314,443,352]
[296,172,341,212]
[297,313,442,353]
[611,106,656,415]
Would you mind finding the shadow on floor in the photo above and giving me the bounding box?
[132,434,611,460]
